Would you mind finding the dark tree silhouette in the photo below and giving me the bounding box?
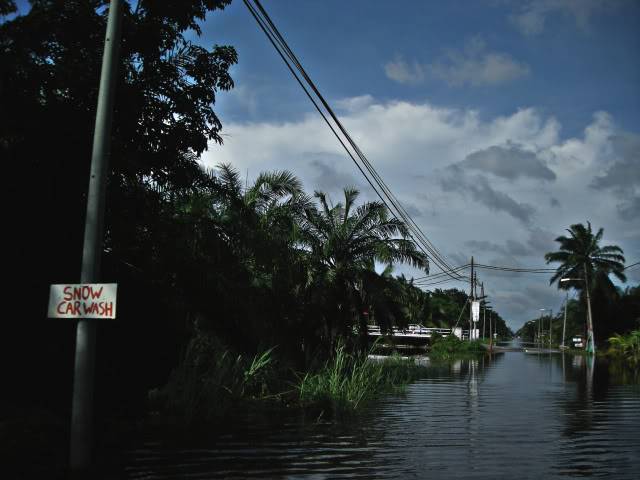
[545,222,626,347]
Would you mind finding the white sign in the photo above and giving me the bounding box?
[48,284,117,319]
[471,301,480,323]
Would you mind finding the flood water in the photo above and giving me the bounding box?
[125,346,640,479]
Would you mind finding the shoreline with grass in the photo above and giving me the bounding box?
[146,332,494,429]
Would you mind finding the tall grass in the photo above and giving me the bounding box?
[297,342,426,412]
[607,330,640,367]
[154,332,278,425]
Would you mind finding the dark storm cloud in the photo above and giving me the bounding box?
[550,197,560,208]
[498,286,560,318]
[526,227,556,254]
[459,143,556,181]
[309,157,360,194]
[591,134,640,190]
[465,239,530,257]
[442,173,536,224]
[465,240,506,254]
[617,196,640,221]
[403,202,425,218]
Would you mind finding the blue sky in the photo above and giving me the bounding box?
[200,0,640,137]
[198,0,640,330]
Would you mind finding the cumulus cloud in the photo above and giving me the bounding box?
[441,172,536,224]
[385,37,529,87]
[509,0,624,36]
[459,143,556,181]
[429,37,530,87]
[590,132,640,220]
[204,96,640,328]
[336,94,375,113]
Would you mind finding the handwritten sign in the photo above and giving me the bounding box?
[48,284,117,319]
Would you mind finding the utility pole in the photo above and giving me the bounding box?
[561,292,568,349]
[583,264,596,354]
[538,310,543,348]
[70,0,123,472]
[488,310,493,352]
[549,309,553,347]
[481,282,485,340]
[469,256,474,341]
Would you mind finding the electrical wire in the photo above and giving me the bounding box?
[243,0,466,281]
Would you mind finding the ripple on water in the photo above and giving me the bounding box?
[125,352,640,479]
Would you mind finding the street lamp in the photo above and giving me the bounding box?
[539,308,545,348]
[560,276,595,354]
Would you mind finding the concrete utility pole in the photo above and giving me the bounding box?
[488,310,493,352]
[549,309,553,347]
[469,256,474,341]
[583,264,596,354]
[70,0,123,472]
[538,309,544,348]
[481,282,485,340]
[561,292,568,349]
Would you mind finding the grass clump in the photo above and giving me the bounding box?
[151,331,279,425]
[606,330,640,367]
[429,335,485,360]
[297,343,426,412]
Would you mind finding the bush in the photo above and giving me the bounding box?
[429,335,484,360]
[154,331,277,425]
[607,330,640,367]
[297,342,427,412]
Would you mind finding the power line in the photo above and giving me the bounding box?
[243,0,466,281]
[414,276,470,287]
[412,263,470,281]
[474,263,556,273]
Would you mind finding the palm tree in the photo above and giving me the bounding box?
[298,188,429,348]
[545,222,626,352]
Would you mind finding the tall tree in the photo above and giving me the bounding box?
[1,0,237,420]
[298,188,429,348]
[545,222,626,348]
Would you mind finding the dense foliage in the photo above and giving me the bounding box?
[607,330,640,366]
[517,223,638,347]
[517,286,640,348]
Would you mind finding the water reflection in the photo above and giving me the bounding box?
[125,352,640,479]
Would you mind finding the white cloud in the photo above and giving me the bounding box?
[335,94,375,113]
[430,37,530,86]
[203,98,640,329]
[385,37,529,87]
[509,0,624,36]
[384,55,425,85]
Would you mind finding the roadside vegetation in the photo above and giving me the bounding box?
[297,343,428,413]
[606,330,640,367]
[517,223,638,359]
[429,335,486,360]
[150,336,430,422]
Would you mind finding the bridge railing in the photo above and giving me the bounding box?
[366,324,458,337]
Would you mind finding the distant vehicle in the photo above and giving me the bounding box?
[572,336,584,348]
